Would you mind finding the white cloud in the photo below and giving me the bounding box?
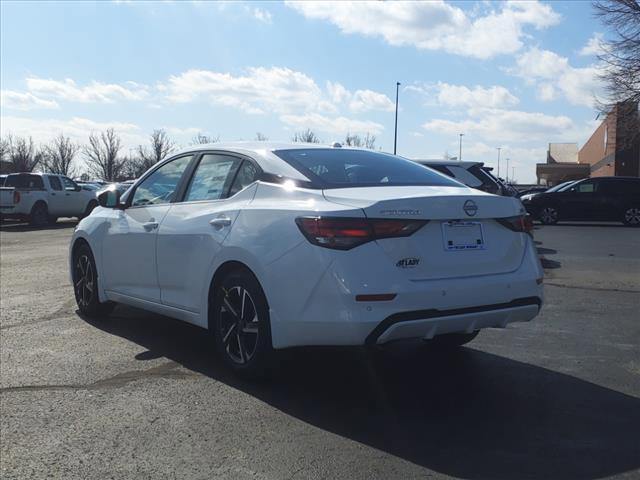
[0,116,147,151]
[252,7,272,24]
[579,33,605,56]
[409,82,519,111]
[349,89,395,112]
[280,112,384,136]
[286,0,560,59]
[0,90,59,110]
[511,47,603,107]
[25,78,150,103]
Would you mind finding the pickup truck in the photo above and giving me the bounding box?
[0,173,99,226]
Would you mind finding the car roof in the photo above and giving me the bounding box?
[413,159,484,168]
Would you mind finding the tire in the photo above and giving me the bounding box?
[80,200,98,220]
[426,331,480,348]
[29,202,49,227]
[210,268,273,378]
[622,206,640,227]
[72,243,115,318]
[539,206,559,225]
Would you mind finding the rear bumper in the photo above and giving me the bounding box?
[366,297,540,345]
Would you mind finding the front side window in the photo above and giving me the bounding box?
[274,149,461,189]
[184,154,240,202]
[61,176,78,191]
[48,176,62,191]
[131,155,193,206]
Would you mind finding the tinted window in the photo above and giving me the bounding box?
[185,154,240,202]
[601,179,640,195]
[131,155,193,206]
[274,149,461,188]
[48,176,62,191]
[229,160,259,196]
[5,174,44,189]
[446,165,483,187]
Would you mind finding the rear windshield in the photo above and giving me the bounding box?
[273,149,461,189]
[4,174,45,190]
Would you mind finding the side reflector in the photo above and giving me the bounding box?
[355,294,397,302]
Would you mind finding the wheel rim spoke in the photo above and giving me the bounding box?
[219,284,259,365]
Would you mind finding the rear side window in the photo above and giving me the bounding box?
[229,161,259,196]
[600,180,640,195]
[4,174,44,190]
[48,176,62,191]
[274,149,461,189]
[446,165,483,187]
[184,154,240,202]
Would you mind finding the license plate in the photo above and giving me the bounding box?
[442,221,484,251]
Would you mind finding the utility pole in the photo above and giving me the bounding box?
[394,82,400,155]
[459,133,464,162]
[496,147,502,178]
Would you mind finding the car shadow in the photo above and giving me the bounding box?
[0,220,78,232]
[81,307,640,480]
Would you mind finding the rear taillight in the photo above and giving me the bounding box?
[13,191,20,204]
[497,214,533,235]
[295,217,427,250]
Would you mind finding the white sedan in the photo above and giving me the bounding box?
[70,143,543,376]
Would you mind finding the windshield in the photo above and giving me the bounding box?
[546,180,577,193]
[274,149,462,189]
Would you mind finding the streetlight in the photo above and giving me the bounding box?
[512,166,515,184]
[496,147,502,178]
[394,82,400,155]
[505,157,510,183]
[459,133,464,162]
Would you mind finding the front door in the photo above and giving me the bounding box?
[559,180,599,221]
[60,176,84,216]
[101,155,194,302]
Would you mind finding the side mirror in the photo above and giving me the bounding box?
[97,188,122,209]
[75,185,82,192]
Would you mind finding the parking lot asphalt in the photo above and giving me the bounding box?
[1,220,639,480]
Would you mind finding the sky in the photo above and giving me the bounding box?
[0,0,607,183]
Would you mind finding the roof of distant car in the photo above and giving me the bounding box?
[413,159,484,168]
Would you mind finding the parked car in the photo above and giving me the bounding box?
[414,160,517,197]
[70,143,543,377]
[0,173,99,225]
[522,176,640,226]
[517,186,548,198]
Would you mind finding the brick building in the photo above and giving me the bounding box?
[536,100,639,185]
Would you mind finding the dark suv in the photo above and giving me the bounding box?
[521,176,640,226]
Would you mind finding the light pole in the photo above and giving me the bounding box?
[512,166,515,184]
[459,133,464,162]
[496,147,502,178]
[505,157,510,183]
[394,82,400,155]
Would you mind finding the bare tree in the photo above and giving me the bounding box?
[254,132,268,141]
[82,129,125,181]
[191,133,220,145]
[5,135,43,172]
[344,132,376,149]
[594,0,640,145]
[135,129,175,176]
[292,128,320,143]
[42,134,78,176]
[0,137,9,163]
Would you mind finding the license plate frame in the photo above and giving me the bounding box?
[442,221,485,251]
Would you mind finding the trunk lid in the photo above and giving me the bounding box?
[323,186,529,280]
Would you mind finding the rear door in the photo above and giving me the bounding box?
[45,175,66,215]
[156,153,260,313]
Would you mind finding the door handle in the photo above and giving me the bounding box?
[209,217,232,228]
[143,221,159,231]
